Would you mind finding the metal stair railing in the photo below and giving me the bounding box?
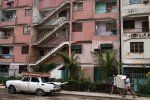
[33,17,69,45]
[42,32,68,47]
[33,0,69,25]
[30,41,69,66]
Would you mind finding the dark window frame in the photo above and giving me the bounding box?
[21,45,29,54]
[23,26,31,35]
[25,9,32,16]
[73,2,83,11]
[130,42,144,53]
[123,20,135,29]
[2,47,10,54]
[72,23,82,32]
[0,65,9,73]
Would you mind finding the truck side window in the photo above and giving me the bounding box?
[22,77,30,82]
[31,77,39,82]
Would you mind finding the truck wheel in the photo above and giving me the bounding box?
[36,89,45,96]
[8,85,16,94]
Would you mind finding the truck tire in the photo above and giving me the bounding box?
[36,89,45,96]
[8,85,16,94]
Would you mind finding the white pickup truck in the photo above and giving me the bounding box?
[6,76,61,96]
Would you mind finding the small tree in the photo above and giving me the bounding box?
[58,52,81,80]
[146,72,150,81]
[91,49,119,82]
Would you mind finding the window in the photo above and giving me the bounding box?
[123,20,135,29]
[73,2,83,11]
[129,0,142,5]
[41,77,49,83]
[130,42,144,53]
[106,22,116,32]
[0,65,9,73]
[2,47,10,54]
[19,65,27,74]
[31,77,39,82]
[25,9,32,16]
[5,12,13,21]
[95,1,117,14]
[21,45,29,54]
[71,45,82,54]
[72,23,82,32]
[22,77,30,82]
[3,29,14,38]
[23,26,31,34]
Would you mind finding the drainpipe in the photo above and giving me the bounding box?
[119,0,122,75]
[69,0,72,57]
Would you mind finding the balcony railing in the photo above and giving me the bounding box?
[122,32,150,41]
[122,8,150,17]
[95,30,117,36]
[0,54,13,59]
[0,35,12,39]
[1,17,16,22]
[123,28,149,33]
[95,8,117,14]
[33,17,69,45]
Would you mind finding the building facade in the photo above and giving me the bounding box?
[121,0,150,90]
[0,0,120,81]
[29,0,120,81]
[0,0,32,77]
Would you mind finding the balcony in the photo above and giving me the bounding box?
[122,8,150,17]
[2,0,17,9]
[95,1,117,14]
[0,20,16,27]
[122,32,150,41]
[95,20,117,36]
[0,54,13,63]
[0,36,14,44]
[17,0,32,7]
[0,28,14,44]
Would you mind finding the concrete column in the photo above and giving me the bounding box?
[149,16,150,30]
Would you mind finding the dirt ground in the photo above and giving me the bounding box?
[0,88,124,100]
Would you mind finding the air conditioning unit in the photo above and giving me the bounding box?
[128,9,135,14]
[131,33,138,38]
[142,33,148,38]
[143,0,149,3]
[148,34,150,38]
[138,34,143,38]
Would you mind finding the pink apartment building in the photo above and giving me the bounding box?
[0,0,120,81]
[0,0,32,77]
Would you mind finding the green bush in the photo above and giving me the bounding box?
[0,76,23,85]
[62,80,114,93]
[62,80,91,91]
[137,82,150,95]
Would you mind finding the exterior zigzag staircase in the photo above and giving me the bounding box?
[29,42,69,66]
[30,0,70,66]
[33,0,70,25]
